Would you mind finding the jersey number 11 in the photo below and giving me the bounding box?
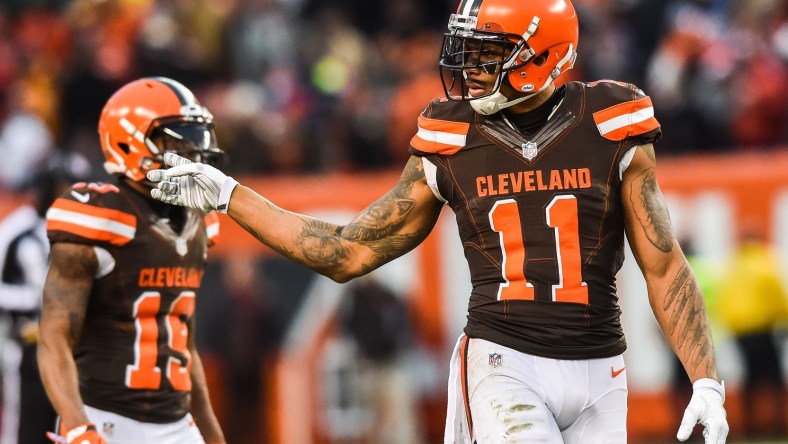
[490,195,588,304]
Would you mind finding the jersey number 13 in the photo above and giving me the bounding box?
[125,291,195,391]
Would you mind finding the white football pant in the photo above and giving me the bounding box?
[83,405,205,444]
[445,335,628,443]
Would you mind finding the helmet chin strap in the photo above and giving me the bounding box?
[469,71,542,115]
[467,70,535,115]
[470,91,532,115]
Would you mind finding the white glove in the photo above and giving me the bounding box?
[147,153,238,214]
[46,422,108,443]
[677,378,728,444]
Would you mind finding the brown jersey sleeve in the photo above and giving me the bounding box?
[408,99,477,157]
[587,80,662,146]
[46,181,136,248]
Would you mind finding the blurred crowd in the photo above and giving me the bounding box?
[0,0,787,185]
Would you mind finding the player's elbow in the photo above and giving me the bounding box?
[325,268,366,283]
[322,259,373,283]
[328,273,354,284]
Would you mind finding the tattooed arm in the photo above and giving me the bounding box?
[226,156,444,282]
[621,144,720,383]
[37,242,97,430]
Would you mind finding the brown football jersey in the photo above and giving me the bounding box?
[46,178,220,423]
[409,81,661,360]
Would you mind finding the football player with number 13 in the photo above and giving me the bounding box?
[38,78,226,444]
[148,1,728,442]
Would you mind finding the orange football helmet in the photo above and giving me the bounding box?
[439,0,578,114]
[98,77,223,181]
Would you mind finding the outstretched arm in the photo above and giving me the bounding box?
[621,144,727,443]
[150,154,445,282]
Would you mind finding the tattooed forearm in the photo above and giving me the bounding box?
[662,262,716,378]
[662,264,693,331]
[298,219,349,268]
[290,156,431,271]
[630,168,674,252]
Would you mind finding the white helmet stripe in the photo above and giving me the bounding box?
[459,0,483,17]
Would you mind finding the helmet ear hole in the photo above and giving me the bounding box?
[117,142,131,154]
[533,51,549,67]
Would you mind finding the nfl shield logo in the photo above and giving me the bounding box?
[102,421,114,437]
[521,141,538,160]
[489,353,502,367]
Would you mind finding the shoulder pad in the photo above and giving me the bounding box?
[586,80,660,142]
[46,182,137,246]
[409,99,475,156]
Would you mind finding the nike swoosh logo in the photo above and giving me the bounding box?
[70,190,90,203]
[611,366,626,378]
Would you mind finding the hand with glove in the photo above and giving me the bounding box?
[46,423,108,444]
[677,378,729,444]
[147,153,239,214]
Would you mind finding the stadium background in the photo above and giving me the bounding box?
[1,0,787,443]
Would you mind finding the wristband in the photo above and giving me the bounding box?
[217,176,239,214]
[693,378,725,403]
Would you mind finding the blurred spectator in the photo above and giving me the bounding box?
[717,225,788,439]
[337,277,423,444]
[0,80,55,190]
[726,0,788,148]
[214,254,284,444]
[0,150,92,444]
[1,0,787,177]
[644,2,735,153]
[387,32,444,164]
[0,112,52,190]
[136,0,232,83]
[57,0,148,172]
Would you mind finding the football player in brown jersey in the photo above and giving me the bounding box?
[147,0,729,443]
[37,78,226,444]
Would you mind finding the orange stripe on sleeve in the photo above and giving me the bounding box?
[46,219,134,246]
[417,115,470,135]
[593,97,660,141]
[410,115,470,155]
[49,198,136,227]
[46,198,136,245]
